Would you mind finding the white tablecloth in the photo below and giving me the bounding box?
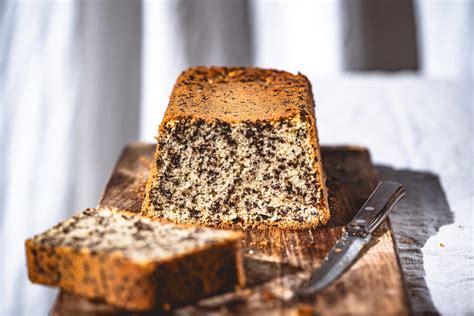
[312,74,473,314]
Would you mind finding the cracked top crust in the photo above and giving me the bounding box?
[161,66,316,128]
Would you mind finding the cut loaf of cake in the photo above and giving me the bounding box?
[142,66,329,229]
[25,208,245,311]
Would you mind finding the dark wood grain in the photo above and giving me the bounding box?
[51,142,408,315]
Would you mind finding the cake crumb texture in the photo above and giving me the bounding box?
[142,66,330,230]
[26,208,245,311]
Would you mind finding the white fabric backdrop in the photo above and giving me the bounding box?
[1,1,141,315]
[1,3,81,314]
[416,0,474,79]
[1,0,472,315]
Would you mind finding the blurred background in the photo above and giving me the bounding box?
[0,0,472,315]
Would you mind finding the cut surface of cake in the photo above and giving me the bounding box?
[25,208,244,311]
[142,66,329,229]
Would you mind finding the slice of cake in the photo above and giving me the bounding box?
[142,66,329,229]
[25,208,245,311]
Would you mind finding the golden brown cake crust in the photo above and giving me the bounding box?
[25,209,245,311]
[143,66,330,230]
[161,66,315,126]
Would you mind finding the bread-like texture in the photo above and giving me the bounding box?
[25,208,245,311]
[142,66,329,229]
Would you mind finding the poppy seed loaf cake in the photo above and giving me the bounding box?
[142,66,330,229]
[25,208,245,311]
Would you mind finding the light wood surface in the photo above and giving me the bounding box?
[51,142,409,315]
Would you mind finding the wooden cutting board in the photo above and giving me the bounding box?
[51,142,409,315]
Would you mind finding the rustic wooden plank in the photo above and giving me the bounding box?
[377,166,452,314]
[98,142,154,212]
[51,142,409,315]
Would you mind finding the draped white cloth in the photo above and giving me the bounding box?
[1,0,472,315]
[1,1,141,315]
[1,3,81,315]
